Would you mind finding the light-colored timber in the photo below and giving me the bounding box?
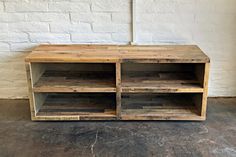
[26,45,210,63]
[25,44,210,121]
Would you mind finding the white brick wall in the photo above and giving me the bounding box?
[0,0,235,98]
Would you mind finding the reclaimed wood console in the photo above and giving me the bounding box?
[25,45,210,121]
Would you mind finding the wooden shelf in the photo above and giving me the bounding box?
[122,72,203,93]
[36,93,116,120]
[25,44,210,121]
[33,71,116,93]
[121,94,203,120]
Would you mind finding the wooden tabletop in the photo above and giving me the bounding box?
[25,45,210,63]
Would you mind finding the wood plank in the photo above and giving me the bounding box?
[122,72,203,93]
[25,62,36,119]
[26,44,210,121]
[121,115,205,121]
[33,115,117,121]
[33,71,116,93]
[121,94,202,120]
[116,62,121,118]
[36,93,117,119]
[201,63,210,118]
[26,45,210,63]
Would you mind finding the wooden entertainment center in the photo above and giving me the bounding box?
[25,45,210,121]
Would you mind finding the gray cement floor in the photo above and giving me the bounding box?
[0,98,235,157]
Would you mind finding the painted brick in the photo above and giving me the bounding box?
[50,23,91,33]
[0,43,10,51]
[136,33,152,43]
[0,33,28,42]
[92,0,131,12]
[5,2,48,12]
[93,23,130,33]
[112,13,131,23]
[48,2,90,12]
[8,22,49,32]
[0,23,9,31]
[0,13,26,22]
[27,13,70,22]
[0,0,236,98]
[0,2,3,12]
[72,33,112,43]
[215,0,236,14]
[10,43,37,52]
[71,13,111,23]
[112,33,130,43]
[29,33,70,43]
[0,53,28,99]
[136,0,155,13]
[137,0,175,13]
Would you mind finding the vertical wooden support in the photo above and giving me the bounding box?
[201,63,210,118]
[26,62,47,120]
[25,62,36,120]
[116,62,122,119]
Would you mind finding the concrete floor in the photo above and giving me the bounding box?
[0,98,235,157]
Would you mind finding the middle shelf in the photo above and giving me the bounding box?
[122,71,203,93]
[121,63,204,93]
[32,62,204,93]
[32,63,116,93]
[34,70,116,93]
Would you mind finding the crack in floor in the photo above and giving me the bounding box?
[91,130,98,157]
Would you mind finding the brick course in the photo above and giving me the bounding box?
[0,0,235,98]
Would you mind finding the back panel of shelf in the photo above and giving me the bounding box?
[33,92,117,120]
[121,93,204,120]
[30,63,116,93]
[121,63,206,93]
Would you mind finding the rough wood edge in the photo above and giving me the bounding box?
[116,62,121,119]
[33,87,116,93]
[201,63,210,117]
[32,115,117,121]
[120,115,205,121]
[121,88,204,93]
[25,62,36,120]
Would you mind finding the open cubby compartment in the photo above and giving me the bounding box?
[121,63,205,93]
[30,63,116,93]
[33,93,117,120]
[121,93,204,120]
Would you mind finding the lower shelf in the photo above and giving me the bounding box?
[121,94,204,120]
[35,93,117,120]
[33,93,204,121]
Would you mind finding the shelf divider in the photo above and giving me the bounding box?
[116,62,122,118]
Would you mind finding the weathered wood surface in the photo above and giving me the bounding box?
[36,93,116,120]
[26,44,210,121]
[122,71,203,93]
[33,71,116,93]
[121,94,203,120]
[26,45,210,63]
[116,62,122,118]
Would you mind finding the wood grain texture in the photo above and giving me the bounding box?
[116,62,121,118]
[121,94,203,121]
[26,45,210,63]
[25,62,36,119]
[36,93,116,121]
[201,63,210,118]
[122,71,203,93]
[26,44,210,121]
[33,71,116,93]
